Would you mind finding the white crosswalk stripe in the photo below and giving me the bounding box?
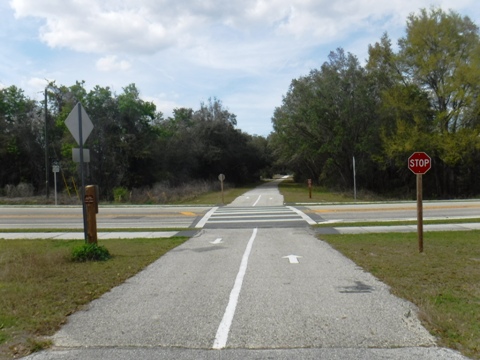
[198,206,316,228]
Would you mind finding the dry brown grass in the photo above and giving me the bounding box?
[0,237,187,359]
[278,180,389,203]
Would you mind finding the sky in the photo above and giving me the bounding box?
[1,0,479,136]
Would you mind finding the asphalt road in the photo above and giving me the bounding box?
[306,201,480,223]
[20,181,471,359]
[2,200,480,230]
[0,205,211,229]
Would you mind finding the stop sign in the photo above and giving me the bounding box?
[408,152,431,174]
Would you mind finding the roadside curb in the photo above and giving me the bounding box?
[316,222,480,235]
[0,231,183,240]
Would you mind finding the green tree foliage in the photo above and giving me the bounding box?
[0,84,269,199]
[377,8,480,196]
[272,49,379,188]
[271,7,480,198]
[399,8,480,133]
[0,86,44,190]
[156,98,269,185]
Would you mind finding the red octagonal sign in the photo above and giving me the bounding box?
[408,152,431,174]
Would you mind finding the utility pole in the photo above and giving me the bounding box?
[45,88,49,199]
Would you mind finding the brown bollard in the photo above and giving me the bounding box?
[85,185,98,244]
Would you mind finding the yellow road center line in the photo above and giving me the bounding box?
[180,211,197,216]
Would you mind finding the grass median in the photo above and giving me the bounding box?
[315,218,480,228]
[0,237,187,359]
[279,180,389,203]
[321,230,480,359]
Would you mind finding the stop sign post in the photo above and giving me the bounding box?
[408,152,431,253]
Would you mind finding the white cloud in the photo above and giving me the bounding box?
[96,55,131,72]
[5,0,480,136]
[27,77,50,90]
[1,0,420,55]
[10,0,477,68]
[144,93,182,118]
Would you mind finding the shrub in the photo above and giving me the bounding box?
[71,244,111,262]
[4,184,16,197]
[113,187,129,202]
[4,183,34,197]
[129,180,220,203]
[16,183,34,197]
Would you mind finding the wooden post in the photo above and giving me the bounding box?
[85,185,98,244]
[308,179,312,199]
[221,180,224,204]
[218,174,225,205]
[417,174,423,253]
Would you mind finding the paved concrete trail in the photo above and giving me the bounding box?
[24,180,470,360]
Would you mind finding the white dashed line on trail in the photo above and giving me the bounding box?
[252,195,262,206]
[212,228,258,349]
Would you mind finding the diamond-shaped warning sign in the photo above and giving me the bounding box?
[65,103,94,145]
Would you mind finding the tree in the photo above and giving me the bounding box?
[0,86,44,190]
[190,98,258,184]
[84,85,122,197]
[1,80,272,199]
[376,8,480,196]
[271,48,380,189]
[193,97,237,126]
[399,8,480,133]
[155,107,199,184]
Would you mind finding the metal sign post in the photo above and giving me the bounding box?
[78,104,87,242]
[65,103,94,243]
[417,174,424,252]
[218,174,225,204]
[353,156,357,202]
[52,162,60,206]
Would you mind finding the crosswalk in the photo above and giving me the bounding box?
[196,206,317,229]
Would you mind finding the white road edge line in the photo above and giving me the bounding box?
[212,228,258,350]
[252,195,262,207]
[195,207,219,228]
[287,206,317,225]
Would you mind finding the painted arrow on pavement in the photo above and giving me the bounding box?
[210,238,223,244]
[282,255,302,264]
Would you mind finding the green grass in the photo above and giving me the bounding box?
[321,231,480,359]
[315,218,480,228]
[0,237,187,359]
[174,183,263,205]
[279,180,388,203]
[0,228,190,233]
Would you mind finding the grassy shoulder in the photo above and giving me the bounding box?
[174,182,263,205]
[0,228,190,233]
[321,231,480,359]
[0,181,264,206]
[0,237,187,359]
[315,218,480,228]
[279,180,390,203]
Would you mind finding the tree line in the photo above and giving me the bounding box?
[270,7,480,198]
[2,7,479,200]
[0,82,272,200]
